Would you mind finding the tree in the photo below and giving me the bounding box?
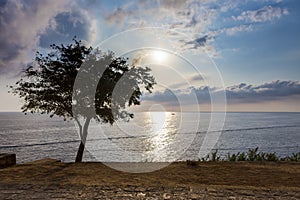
[10,39,156,162]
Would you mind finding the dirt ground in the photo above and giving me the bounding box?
[0,159,299,199]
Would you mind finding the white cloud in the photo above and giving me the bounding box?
[0,0,291,74]
[233,6,289,23]
[220,0,239,12]
[102,1,289,58]
[103,0,219,56]
[105,7,135,26]
[224,24,254,35]
[158,0,188,10]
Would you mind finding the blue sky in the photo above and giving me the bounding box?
[0,0,300,112]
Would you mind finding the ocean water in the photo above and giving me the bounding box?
[0,112,299,163]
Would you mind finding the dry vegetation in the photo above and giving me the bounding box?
[0,159,299,199]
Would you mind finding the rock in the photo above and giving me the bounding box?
[0,153,16,168]
[137,192,146,197]
[190,194,200,199]
[163,193,171,199]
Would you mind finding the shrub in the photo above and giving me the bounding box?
[265,152,279,161]
[237,152,247,161]
[211,150,221,162]
[281,152,300,162]
[226,153,238,162]
[186,160,198,166]
[247,147,259,161]
[197,148,299,162]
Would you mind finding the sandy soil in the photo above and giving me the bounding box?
[0,159,299,199]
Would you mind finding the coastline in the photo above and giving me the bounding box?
[0,159,299,199]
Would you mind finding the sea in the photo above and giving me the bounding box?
[0,112,299,163]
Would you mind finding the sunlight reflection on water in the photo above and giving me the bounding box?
[83,110,204,164]
[1,112,300,165]
[147,112,178,161]
[86,112,187,162]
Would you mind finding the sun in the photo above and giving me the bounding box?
[151,50,168,63]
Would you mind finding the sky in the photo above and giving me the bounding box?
[0,0,300,112]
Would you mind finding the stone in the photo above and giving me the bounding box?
[163,193,171,199]
[137,192,146,197]
[0,153,16,168]
[190,194,200,199]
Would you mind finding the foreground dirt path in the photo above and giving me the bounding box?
[0,159,299,199]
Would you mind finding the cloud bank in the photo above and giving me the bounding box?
[0,0,94,74]
[143,80,300,105]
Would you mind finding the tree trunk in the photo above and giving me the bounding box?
[75,141,85,162]
[75,117,91,163]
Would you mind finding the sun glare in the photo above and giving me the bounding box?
[152,50,168,63]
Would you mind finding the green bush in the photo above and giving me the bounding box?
[247,147,259,161]
[237,152,247,161]
[211,150,221,162]
[280,153,300,161]
[226,153,238,162]
[293,152,300,161]
[198,148,299,162]
[265,152,279,161]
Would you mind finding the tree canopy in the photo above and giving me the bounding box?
[11,39,156,162]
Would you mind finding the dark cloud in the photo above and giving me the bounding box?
[194,36,208,47]
[0,0,72,74]
[190,74,204,81]
[226,80,300,103]
[39,12,91,48]
[0,0,7,8]
[143,86,212,105]
[186,15,198,27]
[183,35,210,49]
[143,89,180,107]
[192,86,212,103]
[0,0,94,75]
[143,80,300,105]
